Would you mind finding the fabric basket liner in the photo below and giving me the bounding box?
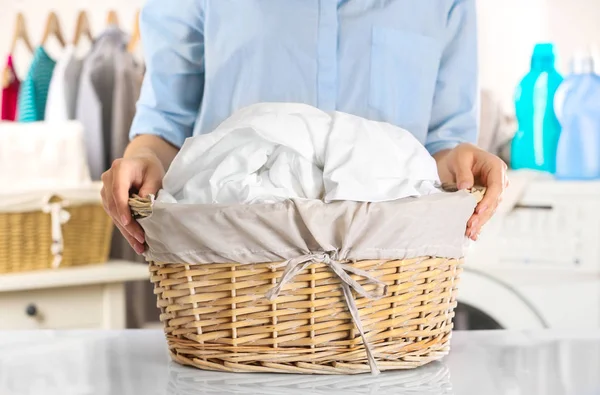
[137,189,477,264]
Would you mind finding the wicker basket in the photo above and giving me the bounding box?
[0,201,113,274]
[131,187,482,375]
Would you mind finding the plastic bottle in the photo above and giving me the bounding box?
[554,49,600,180]
[511,43,564,173]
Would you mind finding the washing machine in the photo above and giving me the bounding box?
[455,172,600,330]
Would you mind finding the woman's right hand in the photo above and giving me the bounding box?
[101,154,165,254]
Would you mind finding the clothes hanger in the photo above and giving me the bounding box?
[40,11,66,48]
[9,13,34,55]
[127,10,140,53]
[106,10,120,27]
[72,10,93,46]
[2,68,12,89]
[4,13,34,88]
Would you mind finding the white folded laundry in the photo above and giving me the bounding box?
[159,103,441,204]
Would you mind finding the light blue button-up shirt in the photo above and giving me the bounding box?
[131,0,478,155]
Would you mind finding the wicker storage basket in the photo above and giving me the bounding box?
[130,187,483,375]
[0,195,113,274]
[0,121,113,274]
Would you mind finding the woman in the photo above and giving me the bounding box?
[102,0,507,254]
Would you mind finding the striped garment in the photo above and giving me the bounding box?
[17,47,56,122]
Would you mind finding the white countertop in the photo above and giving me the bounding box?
[1,329,599,395]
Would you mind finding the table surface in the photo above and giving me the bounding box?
[0,261,149,292]
[1,329,599,395]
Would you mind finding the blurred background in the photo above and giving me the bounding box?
[1,0,600,336]
[4,0,600,111]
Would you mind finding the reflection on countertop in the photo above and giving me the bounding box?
[0,330,599,395]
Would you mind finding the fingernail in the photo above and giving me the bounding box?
[121,215,130,225]
[471,218,479,229]
[134,244,144,254]
[134,233,145,244]
[478,205,488,214]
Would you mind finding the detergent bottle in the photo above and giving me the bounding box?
[511,43,563,173]
[555,48,600,180]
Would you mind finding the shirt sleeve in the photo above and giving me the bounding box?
[129,0,205,148]
[425,0,479,155]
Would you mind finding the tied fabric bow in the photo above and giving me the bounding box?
[42,198,71,269]
[265,252,388,375]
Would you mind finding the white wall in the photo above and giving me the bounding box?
[476,0,550,112]
[3,0,600,114]
[478,0,600,113]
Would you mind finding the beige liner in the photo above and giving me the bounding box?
[132,188,480,265]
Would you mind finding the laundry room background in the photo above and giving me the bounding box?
[1,0,142,79]
[2,0,600,333]
[3,0,600,113]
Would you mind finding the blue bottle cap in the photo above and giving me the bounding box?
[533,43,555,58]
[531,43,556,68]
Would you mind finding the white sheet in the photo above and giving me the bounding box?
[159,103,441,204]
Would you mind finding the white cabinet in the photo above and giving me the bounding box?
[0,261,149,329]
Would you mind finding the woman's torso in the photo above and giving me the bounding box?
[194,0,454,145]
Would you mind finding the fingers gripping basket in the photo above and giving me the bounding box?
[130,187,483,375]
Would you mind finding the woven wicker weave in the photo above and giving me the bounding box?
[132,187,482,374]
[0,203,113,274]
[150,258,461,374]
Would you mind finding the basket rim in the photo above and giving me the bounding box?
[128,184,485,217]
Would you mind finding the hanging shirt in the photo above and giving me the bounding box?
[130,0,479,155]
[17,47,56,122]
[1,55,20,121]
[45,45,84,121]
[112,57,144,161]
[77,28,127,180]
[76,27,144,180]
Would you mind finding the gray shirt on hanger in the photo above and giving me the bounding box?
[76,27,144,181]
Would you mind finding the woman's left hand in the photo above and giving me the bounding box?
[434,143,508,241]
